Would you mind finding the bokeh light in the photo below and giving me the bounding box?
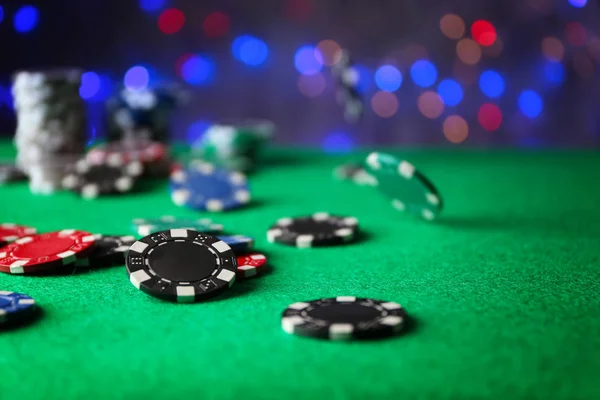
[0,6,4,24]
[353,64,371,93]
[14,5,39,33]
[371,91,399,118]
[297,73,326,98]
[139,0,166,12]
[543,61,566,85]
[417,91,445,119]
[79,72,101,100]
[453,61,479,87]
[232,35,269,66]
[541,37,564,62]
[180,55,215,85]
[374,65,402,92]
[203,12,230,38]
[322,131,355,153]
[440,14,465,40]
[565,22,587,47]
[437,79,463,106]
[518,90,543,119]
[479,70,505,98]
[456,39,482,65]
[568,0,588,7]
[573,52,594,79]
[410,60,437,87]
[158,8,185,35]
[187,120,211,144]
[294,45,322,75]
[315,40,342,66]
[401,43,429,64]
[478,103,503,131]
[587,37,600,61]
[124,66,150,90]
[471,20,497,46]
[443,115,469,144]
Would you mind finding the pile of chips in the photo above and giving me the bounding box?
[192,119,275,173]
[12,69,87,194]
[331,50,364,124]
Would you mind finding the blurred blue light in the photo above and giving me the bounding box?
[518,90,543,119]
[354,64,371,93]
[543,62,566,85]
[294,46,322,75]
[79,72,101,100]
[568,0,587,8]
[181,55,215,85]
[232,35,269,66]
[187,120,211,144]
[479,70,505,99]
[0,6,4,24]
[410,60,437,88]
[14,5,39,33]
[437,79,463,106]
[374,65,402,92]
[322,131,355,153]
[124,66,150,90]
[139,0,166,12]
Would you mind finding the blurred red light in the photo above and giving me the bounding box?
[478,103,503,131]
[471,20,497,47]
[565,22,587,47]
[285,0,313,21]
[158,8,185,35]
[203,12,230,38]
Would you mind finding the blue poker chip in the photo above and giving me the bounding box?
[170,161,251,212]
[0,291,36,325]
[217,235,255,253]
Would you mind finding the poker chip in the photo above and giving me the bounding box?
[0,229,96,274]
[267,213,359,248]
[236,252,267,279]
[333,163,377,186]
[75,234,136,268]
[62,159,143,199]
[281,297,406,340]
[217,235,254,253]
[132,216,224,237]
[126,229,237,302]
[0,223,37,247]
[170,161,251,212]
[0,162,27,184]
[365,152,443,221]
[0,291,36,326]
[86,138,167,166]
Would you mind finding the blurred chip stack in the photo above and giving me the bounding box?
[331,50,364,124]
[12,69,87,194]
[192,119,275,173]
[106,87,183,143]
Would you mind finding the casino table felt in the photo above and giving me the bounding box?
[1,142,600,399]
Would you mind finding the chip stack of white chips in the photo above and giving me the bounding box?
[12,69,87,194]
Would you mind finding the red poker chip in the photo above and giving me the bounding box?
[86,139,167,166]
[0,223,37,246]
[0,230,96,274]
[236,252,267,279]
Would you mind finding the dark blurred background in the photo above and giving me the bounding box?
[0,0,599,149]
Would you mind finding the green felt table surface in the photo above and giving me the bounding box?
[1,142,600,400]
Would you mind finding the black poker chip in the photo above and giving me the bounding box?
[281,297,406,340]
[75,234,136,268]
[125,229,237,302]
[62,159,143,199]
[267,212,359,248]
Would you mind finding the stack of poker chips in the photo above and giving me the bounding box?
[191,119,275,173]
[331,50,364,124]
[106,87,184,143]
[12,69,87,194]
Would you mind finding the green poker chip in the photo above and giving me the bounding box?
[364,152,442,221]
[131,216,224,237]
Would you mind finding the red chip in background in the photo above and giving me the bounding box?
[236,252,267,279]
[0,223,37,246]
[0,230,96,274]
